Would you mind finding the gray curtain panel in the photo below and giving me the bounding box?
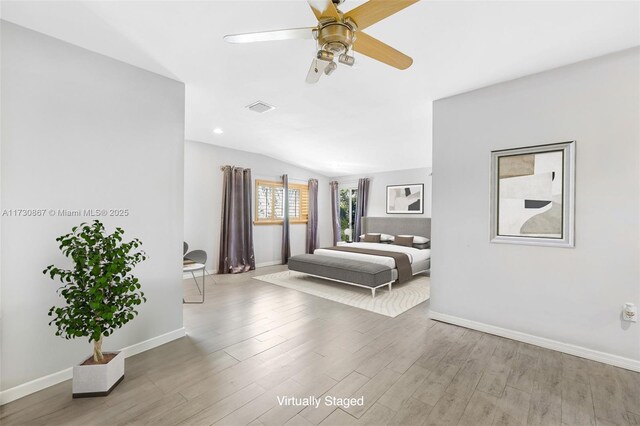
[282,174,291,264]
[354,178,370,242]
[329,181,340,245]
[306,179,319,253]
[218,166,256,274]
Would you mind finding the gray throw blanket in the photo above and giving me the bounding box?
[321,246,413,284]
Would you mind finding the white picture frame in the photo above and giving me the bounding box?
[490,141,575,247]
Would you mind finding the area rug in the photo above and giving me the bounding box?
[253,271,430,318]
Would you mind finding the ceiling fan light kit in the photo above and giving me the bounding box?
[338,53,355,66]
[324,61,338,75]
[223,0,419,83]
[317,50,335,62]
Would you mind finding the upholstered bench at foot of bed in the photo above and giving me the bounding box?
[288,254,394,298]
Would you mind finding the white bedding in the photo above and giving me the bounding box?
[314,242,431,269]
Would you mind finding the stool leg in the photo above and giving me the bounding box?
[201,267,205,303]
[184,268,205,304]
[191,271,202,294]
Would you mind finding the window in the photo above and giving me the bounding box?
[255,180,308,225]
[339,187,357,241]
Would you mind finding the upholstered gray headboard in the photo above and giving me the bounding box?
[362,217,431,239]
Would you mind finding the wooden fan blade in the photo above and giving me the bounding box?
[352,31,413,70]
[345,0,419,30]
[306,58,330,84]
[307,0,341,21]
[224,27,315,43]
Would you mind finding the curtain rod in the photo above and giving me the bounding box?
[276,175,317,183]
[220,165,251,171]
[220,167,316,183]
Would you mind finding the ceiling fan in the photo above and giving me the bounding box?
[223,0,419,83]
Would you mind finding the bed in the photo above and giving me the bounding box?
[321,216,430,276]
[288,217,431,297]
[314,241,430,281]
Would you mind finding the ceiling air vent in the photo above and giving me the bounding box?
[246,101,276,114]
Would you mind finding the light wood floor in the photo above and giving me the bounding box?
[1,265,638,425]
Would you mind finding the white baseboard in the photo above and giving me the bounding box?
[0,367,74,407]
[119,327,186,358]
[429,311,640,372]
[0,327,186,405]
[182,262,281,279]
[256,260,283,268]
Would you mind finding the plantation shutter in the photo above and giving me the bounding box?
[300,185,309,222]
[254,179,309,224]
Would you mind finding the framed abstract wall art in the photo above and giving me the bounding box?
[490,141,575,247]
[386,184,424,214]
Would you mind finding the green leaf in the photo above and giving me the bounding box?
[44,221,147,341]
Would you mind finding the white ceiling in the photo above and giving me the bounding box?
[2,1,639,176]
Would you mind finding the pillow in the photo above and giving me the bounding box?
[398,234,430,244]
[394,235,414,247]
[362,234,381,243]
[360,232,380,237]
[359,233,394,242]
[413,242,430,250]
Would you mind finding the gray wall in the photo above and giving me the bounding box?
[1,22,185,390]
[184,140,333,271]
[431,48,639,363]
[335,168,432,218]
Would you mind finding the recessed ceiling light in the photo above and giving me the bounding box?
[213,128,224,135]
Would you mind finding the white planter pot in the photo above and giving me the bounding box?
[72,351,124,398]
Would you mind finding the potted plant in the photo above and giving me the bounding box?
[44,220,147,398]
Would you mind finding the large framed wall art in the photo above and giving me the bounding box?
[490,141,575,247]
[386,184,424,214]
